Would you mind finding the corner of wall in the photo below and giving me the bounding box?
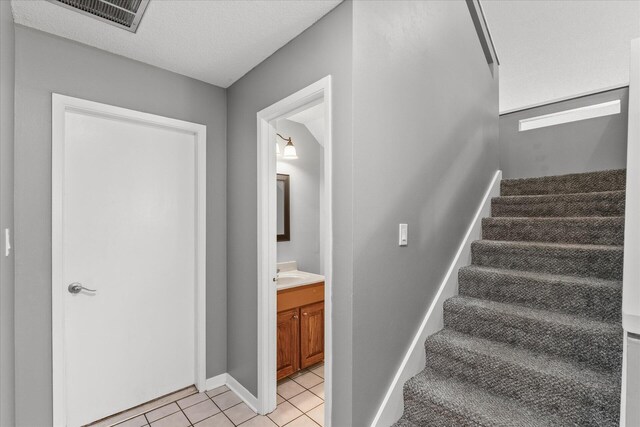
[370,170,501,427]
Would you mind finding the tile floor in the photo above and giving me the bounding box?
[113,363,324,427]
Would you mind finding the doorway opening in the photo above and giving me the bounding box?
[256,76,333,426]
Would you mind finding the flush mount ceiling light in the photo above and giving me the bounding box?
[47,0,150,33]
[277,133,298,159]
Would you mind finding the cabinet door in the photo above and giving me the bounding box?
[277,308,299,380]
[300,301,324,368]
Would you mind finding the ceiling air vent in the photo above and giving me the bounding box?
[48,0,150,33]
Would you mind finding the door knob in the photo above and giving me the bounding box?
[68,282,97,294]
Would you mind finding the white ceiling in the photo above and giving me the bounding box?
[481,0,640,113]
[11,0,342,88]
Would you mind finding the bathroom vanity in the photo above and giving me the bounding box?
[276,264,325,380]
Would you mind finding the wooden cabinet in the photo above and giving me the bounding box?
[277,282,324,380]
[300,301,324,368]
[277,308,299,379]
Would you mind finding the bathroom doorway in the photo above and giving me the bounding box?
[256,76,333,426]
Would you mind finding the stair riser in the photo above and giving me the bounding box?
[458,269,621,322]
[424,344,620,426]
[482,218,624,245]
[400,394,482,427]
[500,169,626,196]
[471,242,623,280]
[491,194,625,217]
[443,300,623,371]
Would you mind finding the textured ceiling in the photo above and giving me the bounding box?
[481,0,640,112]
[11,0,342,88]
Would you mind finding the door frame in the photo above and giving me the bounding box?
[256,76,333,422]
[51,94,207,426]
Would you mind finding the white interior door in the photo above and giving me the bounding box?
[52,95,206,427]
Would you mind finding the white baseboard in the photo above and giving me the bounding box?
[205,373,259,413]
[226,374,259,413]
[370,170,502,427]
[205,373,227,391]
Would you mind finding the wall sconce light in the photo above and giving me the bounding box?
[277,133,298,159]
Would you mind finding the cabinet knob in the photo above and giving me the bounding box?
[293,315,299,319]
[302,312,308,316]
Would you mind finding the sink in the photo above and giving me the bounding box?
[276,269,324,290]
[277,273,307,286]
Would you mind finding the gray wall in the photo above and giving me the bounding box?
[276,119,322,274]
[499,87,629,179]
[13,26,227,426]
[351,1,499,424]
[226,2,353,424]
[0,2,15,427]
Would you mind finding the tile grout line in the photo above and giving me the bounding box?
[215,396,243,426]
[176,399,195,427]
[280,401,323,427]
[105,387,198,427]
[276,369,324,427]
[223,400,259,426]
[282,394,324,427]
[134,365,326,427]
[144,390,221,427]
[178,392,229,426]
[182,395,204,426]
[143,398,196,426]
[206,393,235,426]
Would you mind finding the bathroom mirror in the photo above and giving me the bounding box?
[277,174,290,242]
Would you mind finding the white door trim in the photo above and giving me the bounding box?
[52,94,207,426]
[256,76,333,424]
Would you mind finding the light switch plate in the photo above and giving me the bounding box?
[4,228,10,257]
[399,223,408,246]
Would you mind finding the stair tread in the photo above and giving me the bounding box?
[483,215,625,222]
[494,190,625,202]
[501,169,624,182]
[427,329,619,390]
[481,216,625,246]
[445,295,621,334]
[459,265,622,289]
[473,239,623,251]
[491,190,625,218]
[458,265,622,322]
[501,169,626,196]
[444,295,623,372]
[404,368,565,427]
[497,189,625,198]
[471,239,624,280]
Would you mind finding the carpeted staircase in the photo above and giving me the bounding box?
[394,169,625,427]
